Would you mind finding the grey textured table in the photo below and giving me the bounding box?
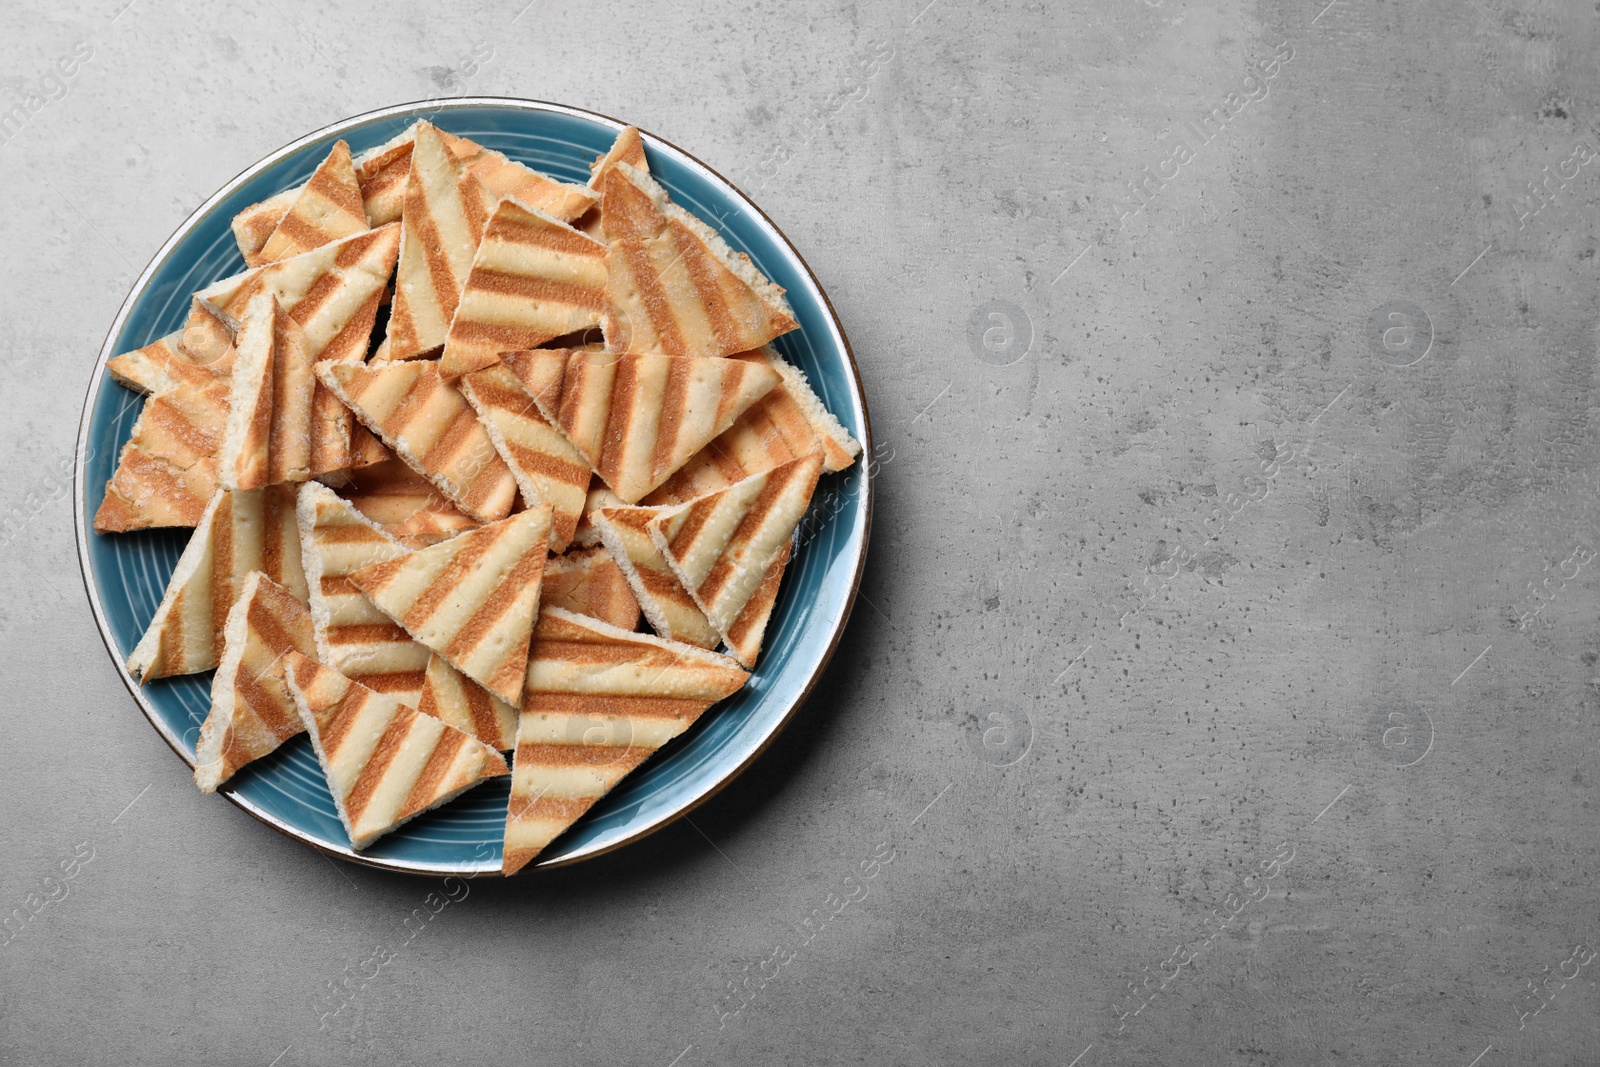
[3,0,1598,1064]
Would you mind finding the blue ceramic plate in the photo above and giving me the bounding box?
[73,99,872,876]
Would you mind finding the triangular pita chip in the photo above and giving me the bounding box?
[541,545,640,631]
[520,348,780,504]
[342,422,392,472]
[437,199,608,380]
[284,652,509,850]
[255,140,369,266]
[758,349,860,471]
[194,571,318,792]
[126,486,307,680]
[315,359,518,523]
[581,125,647,238]
[334,458,477,547]
[458,358,591,551]
[589,126,647,188]
[644,347,860,505]
[105,299,236,395]
[350,133,417,227]
[231,186,298,272]
[94,378,230,532]
[349,505,553,705]
[599,162,798,358]
[504,608,748,874]
[721,541,790,669]
[199,224,399,366]
[218,294,316,490]
[416,653,519,751]
[295,481,431,707]
[647,451,823,668]
[590,504,718,649]
[384,122,497,361]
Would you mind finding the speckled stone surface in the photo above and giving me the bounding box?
[3,0,1599,1063]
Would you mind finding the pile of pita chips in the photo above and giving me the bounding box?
[99,121,863,867]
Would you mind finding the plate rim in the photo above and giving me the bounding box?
[71,96,874,877]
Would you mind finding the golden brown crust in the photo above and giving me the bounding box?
[541,545,640,631]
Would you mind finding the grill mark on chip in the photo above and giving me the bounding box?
[343,710,412,824]
[329,622,413,645]
[507,792,599,822]
[598,355,640,489]
[467,271,606,309]
[651,357,692,483]
[400,729,467,818]
[672,220,738,352]
[316,680,365,756]
[522,692,707,720]
[696,469,790,604]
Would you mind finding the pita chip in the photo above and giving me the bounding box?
[438,128,597,223]
[105,299,236,395]
[384,122,497,361]
[230,125,418,263]
[199,224,399,366]
[503,608,747,873]
[599,163,798,358]
[194,571,318,792]
[437,199,608,380]
[590,504,718,649]
[541,545,640,631]
[647,451,823,667]
[315,358,518,523]
[580,125,647,238]
[416,653,519,751]
[644,346,860,505]
[458,356,591,551]
[590,125,647,188]
[284,652,509,850]
[94,377,230,532]
[218,294,316,491]
[254,140,369,266]
[349,505,553,705]
[295,481,431,708]
[126,486,307,681]
[334,457,477,548]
